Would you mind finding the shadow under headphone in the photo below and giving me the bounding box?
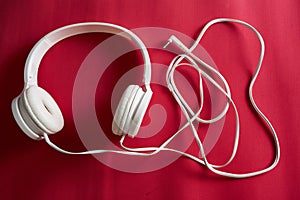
[11,19,280,178]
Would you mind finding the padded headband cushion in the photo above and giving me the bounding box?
[24,86,64,133]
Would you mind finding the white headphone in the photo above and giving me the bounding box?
[11,22,153,140]
[11,19,280,179]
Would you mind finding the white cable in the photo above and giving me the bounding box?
[119,18,280,178]
[162,18,280,178]
[166,54,240,168]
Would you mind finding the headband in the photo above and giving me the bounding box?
[23,22,151,90]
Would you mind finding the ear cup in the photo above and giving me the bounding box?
[112,85,139,135]
[112,85,152,137]
[126,89,152,137]
[122,87,145,135]
[12,96,43,140]
[22,86,64,134]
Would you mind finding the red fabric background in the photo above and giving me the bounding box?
[1,0,299,199]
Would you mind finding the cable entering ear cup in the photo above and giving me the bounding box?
[112,85,152,137]
[23,86,64,134]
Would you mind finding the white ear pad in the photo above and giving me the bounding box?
[12,96,43,140]
[122,87,145,135]
[126,89,152,137]
[112,85,139,135]
[112,85,152,137]
[22,86,64,134]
